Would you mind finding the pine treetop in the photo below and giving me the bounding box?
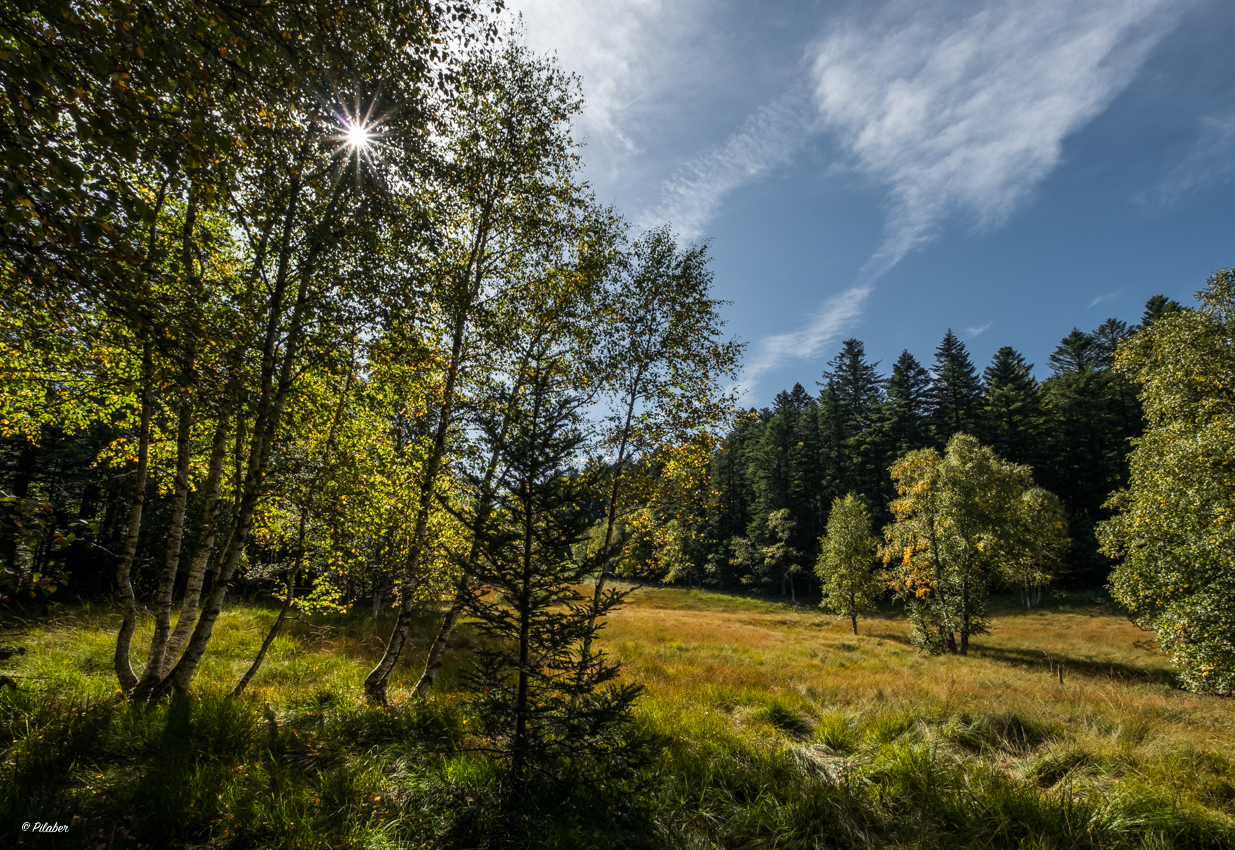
[983,346,1036,393]
[931,329,982,436]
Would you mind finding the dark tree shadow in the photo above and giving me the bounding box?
[967,643,1175,687]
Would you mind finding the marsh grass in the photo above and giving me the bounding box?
[2,586,1233,848]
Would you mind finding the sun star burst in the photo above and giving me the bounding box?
[346,123,372,149]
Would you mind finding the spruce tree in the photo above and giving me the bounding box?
[821,339,883,432]
[748,389,800,525]
[930,330,982,440]
[980,346,1040,467]
[873,350,933,455]
[463,362,644,797]
[1047,329,1098,376]
[816,384,846,513]
[1091,318,1131,370]
[864,350,933,517]
[788,399,826,563]
[819,339,883,499]
[1140,293,1184,328]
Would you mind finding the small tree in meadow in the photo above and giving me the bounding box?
[463,359,645,798]
[883,434,1067,654]
[816,495,883,635]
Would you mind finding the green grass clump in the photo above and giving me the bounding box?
[753,697,814,738]
[940,711,1061,754]
[815,711,856,753]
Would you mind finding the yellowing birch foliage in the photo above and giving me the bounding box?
[883,434,1064,654]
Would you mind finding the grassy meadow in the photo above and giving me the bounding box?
[4,586,1235,849]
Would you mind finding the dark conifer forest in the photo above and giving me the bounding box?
[615,301,1171,596]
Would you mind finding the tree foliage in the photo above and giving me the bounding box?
[815,494,882,635]
[931,330,983,439]
[1100,269,1235,694]
[658,309,1151,593]
[883,434,1066,654]
[462,359,644,795]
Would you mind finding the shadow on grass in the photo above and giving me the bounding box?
[983,588,1126,618]
[835,615,1173,688]
[967,643,1175,686]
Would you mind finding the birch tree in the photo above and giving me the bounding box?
[816,494,883,635]
[0,0,491,698]
[883,434,1059,654]
[364,41,603,702]
[578,227,743,676]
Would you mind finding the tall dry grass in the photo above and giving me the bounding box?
[604,585,1235,845]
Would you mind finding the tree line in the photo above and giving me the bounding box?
[618,297,1183,598]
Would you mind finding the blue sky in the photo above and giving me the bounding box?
[509,0,1235,406]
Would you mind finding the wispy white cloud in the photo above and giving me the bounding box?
[515,1,1185,399]
[641,90,813,240]
[738,283,872,398]
[1087,290,1123,309]
[508,0,710,178]
[658,0,1181,397]
[963,321,993,339]
[1150,110,1235,206]
[811,0,1181,275]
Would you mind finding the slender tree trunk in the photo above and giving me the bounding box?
[512,555,531,790]
[158,408,230,680]
[411,594,464,697]
[114,181,170,692]
[114,342,154,692]
[233,565,298,698]
[410,339,532,699]
[511,376,543,793]
[136,384,194,694]
[365,289,477,703]
[156,161,353,698]
[156,176,317,698]
[232,357,354,698]
[162,474,262,695]
[163,346,298,695]
[139,192,204,693]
